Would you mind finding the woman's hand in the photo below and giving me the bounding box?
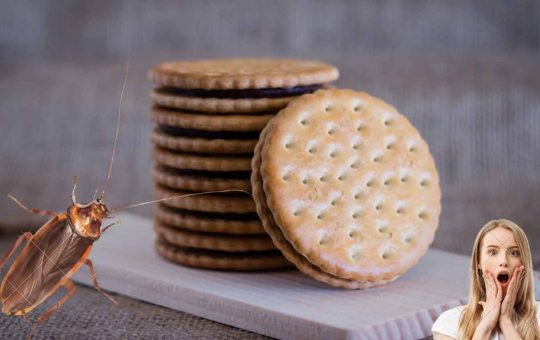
[474,270,502,339]
[499,265,525,327]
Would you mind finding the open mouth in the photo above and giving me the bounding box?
[497,273,509,284]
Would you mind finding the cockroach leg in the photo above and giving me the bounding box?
[7,194,57,217]
[84,259,118,305]
[0,232,33,270]
[101,221,118,233]
[26,280,77,340]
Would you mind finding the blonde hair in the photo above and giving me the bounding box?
[458,219,539,339]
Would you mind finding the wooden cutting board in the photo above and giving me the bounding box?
[71,213,472,339]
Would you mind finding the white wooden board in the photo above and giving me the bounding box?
[71,213,473,340]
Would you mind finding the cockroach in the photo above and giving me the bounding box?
[0,61,250,339]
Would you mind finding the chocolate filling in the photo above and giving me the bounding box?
[157,238,283,258]
[158,203,259,221]
[155,164,251,179]
[158,125,261,140]
[155,84,324,99]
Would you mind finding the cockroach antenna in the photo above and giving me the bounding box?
[110,189,253,213]
[100,58,130,201]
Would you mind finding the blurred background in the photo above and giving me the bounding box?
[1,0,539,266]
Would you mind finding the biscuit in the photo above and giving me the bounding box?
[154,221,276,252]
[252,125,396,289]
[151,127,258,154]
[151,107,274,130]
[152,147,252,172]
[153,165,251,192]
[151,88,296,114]
[148,58,338,90]
[253,89,441,286]
[155,184,256,214]
[155,238,293,271]
[155,204,265,234]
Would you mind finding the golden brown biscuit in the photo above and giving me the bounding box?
[148,58,338,90]
[254,89,441,286]
[152,165,251,192]
[155,238,292,271]
[154,184,255,214]
[151,127,258,155]
[154,221,276,252]
[155,204,265,235]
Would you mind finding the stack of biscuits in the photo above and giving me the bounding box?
[148,59,339,271]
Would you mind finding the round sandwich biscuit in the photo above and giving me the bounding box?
[252,125,397,289]
[155,204,265,235]
[253,89,441,287]
[151,127,258,155]
[148,58,338,90]
[151,107,274,130]
[152,165,252,192]
[155,238,293,271]
[151,88,298,114]
[154,221,276,252]
[154,184,256,214]
[152,147,252,172]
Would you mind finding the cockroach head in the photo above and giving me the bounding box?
[68,199,109,240]
[92,198,109,219]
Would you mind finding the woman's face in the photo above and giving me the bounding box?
[478,226,523,295]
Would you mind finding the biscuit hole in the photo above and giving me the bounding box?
[408,145,417,152]
[284,142,293,149]
[352,211,361,219]
[405,236,414,244]
[356,124,364,132]
[320,175,327,182]
[418,211,428,219]
[373,156,381,163]
[331,199,338,206]
[353,143,361,150]
[302,178,309,185]
[300,119,309,126]
[293,210,301,216]
[338,174,347,181]
[351,251,361,261]
[308,147,316,154]
[317,213,325,220]
[382,251,392,260]
[353,106,360,112]
[384,119,393,127]
[378,226,388,234]
[400,176,409,183]
[282,174,291,181]
[354,192,361,200]
[325,106,331,112]
[318,233,329,245]
[420,179,429,187]
[383,179,392,186]
[329,151,337,158]
[375,204,382,211]
[386,143,395,150]
[366,180,374,188]
[350,161,359,169]
[328,128,334,135]
[396,208,405,214]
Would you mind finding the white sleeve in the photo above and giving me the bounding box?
[431,307,461,339]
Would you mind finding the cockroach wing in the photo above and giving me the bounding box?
[0,213,93,315]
